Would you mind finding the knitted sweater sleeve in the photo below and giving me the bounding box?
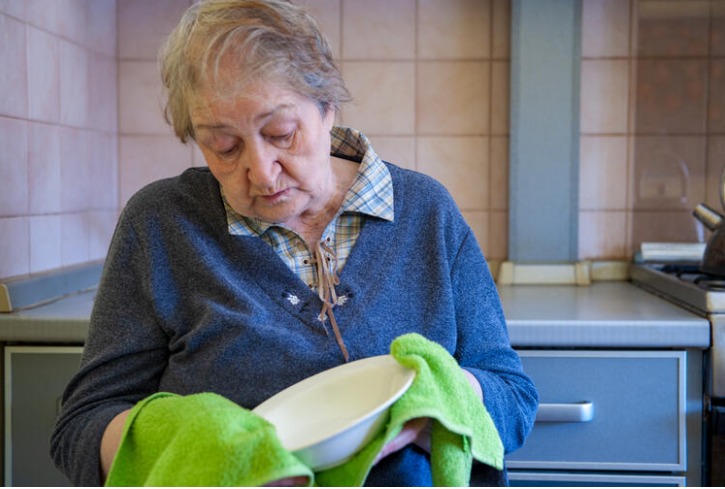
[451,229,539,454]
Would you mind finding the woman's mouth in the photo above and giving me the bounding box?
[257,188,290,203]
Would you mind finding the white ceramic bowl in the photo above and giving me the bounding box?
[252,355,415,470]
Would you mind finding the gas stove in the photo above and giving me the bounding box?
[631,262,725,397]
[631,262,725,487]
[630,263,725,315]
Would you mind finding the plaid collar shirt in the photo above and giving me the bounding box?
[221,126,394,290]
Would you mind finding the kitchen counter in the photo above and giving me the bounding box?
[0,288,95,343]
[0,281,711,349]
[499,281,710,349]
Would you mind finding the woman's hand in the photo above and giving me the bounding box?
[100,407,309,487]
[264,476,310,486]
[372,367,483,465]
[100,409,131,481]
[462,368,483,401]
[373,417,431,465]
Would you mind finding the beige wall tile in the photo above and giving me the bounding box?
[61,212,89,266]
[418,0,491,59]
[580,59,629,134]
[710,59,725,134]
[580,136,628,210]
[118,0,191,60]
[89,53,118,132]
[0,117,28,217]
[488,209,508,260]
[582,0,631,58]
[0,217,29,278]
[299,0,341,57]
[0,14,27,118]
[24,0,61,33]
[634,58,708,134]
[27,26,60,122]
[491,0,511,59]
[417,136,489,211]
[630,209,703,247]
[59,39,89,127]
[490,136,508,211]
[90,133,119,210]
[0,0,26,19]
[636,0,709,57]
[119,60,170,135]
[341,61,415,135]
[417,61,490,135]
[29,214,62,273]
[28,122,61,214]
[88,210,117,260]
[56,0,88,45]
[342,0,415,60]
[706,136,725,210]
[87,0,117,57]
[59,127,93,212]
[713,0,725,56]
[366,136,416,170]
[631,135,706,212]
[119,135,192,205]
[491,61,509,135]
[578,210,628,259]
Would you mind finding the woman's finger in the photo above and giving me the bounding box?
[373,418,430,465]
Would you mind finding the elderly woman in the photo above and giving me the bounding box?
[51,0,537,486]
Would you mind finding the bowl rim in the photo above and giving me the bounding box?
[252,354,415,452]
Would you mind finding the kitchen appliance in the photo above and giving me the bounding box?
[631,263,725,486]
[632,166,725,485]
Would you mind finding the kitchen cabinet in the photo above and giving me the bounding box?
[507,350,702,486]
[3,346,82,486]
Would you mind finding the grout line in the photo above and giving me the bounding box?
[413,0,419,171]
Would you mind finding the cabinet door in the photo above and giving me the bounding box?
[507,350,687,471]
[4,346,83,487]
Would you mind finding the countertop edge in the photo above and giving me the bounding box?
[0,281,713,349]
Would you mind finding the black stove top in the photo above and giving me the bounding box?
[630,263,725,315]
[655,264,725,292]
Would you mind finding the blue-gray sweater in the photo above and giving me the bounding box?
[51,165,538,486]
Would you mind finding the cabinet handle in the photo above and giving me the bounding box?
[536,401,594,423]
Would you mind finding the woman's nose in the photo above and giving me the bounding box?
[243,143,279,188]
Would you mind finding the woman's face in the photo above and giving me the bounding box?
[191,82,336,226]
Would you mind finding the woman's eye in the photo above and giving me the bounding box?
[269,132,294,145]
[218,146,238,157]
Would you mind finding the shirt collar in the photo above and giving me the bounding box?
[223,126,394,237]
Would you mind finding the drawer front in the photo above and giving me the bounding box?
[508,470,685,487]
[506,351,686,471]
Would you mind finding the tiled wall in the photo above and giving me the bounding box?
[5,0,721,282]
[117,0,200,211]
[0,0,118,280]
[336,0,511,263]
[579,0,632,259]
[579,0,725,259]
[116,0,511,264]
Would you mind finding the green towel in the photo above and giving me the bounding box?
[315,333,504,487]
[105,392,313,487]
[105,333,503,486]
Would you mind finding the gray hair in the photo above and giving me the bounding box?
[160,0,350,143]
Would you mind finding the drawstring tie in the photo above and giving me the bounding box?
[314,240,349,362]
